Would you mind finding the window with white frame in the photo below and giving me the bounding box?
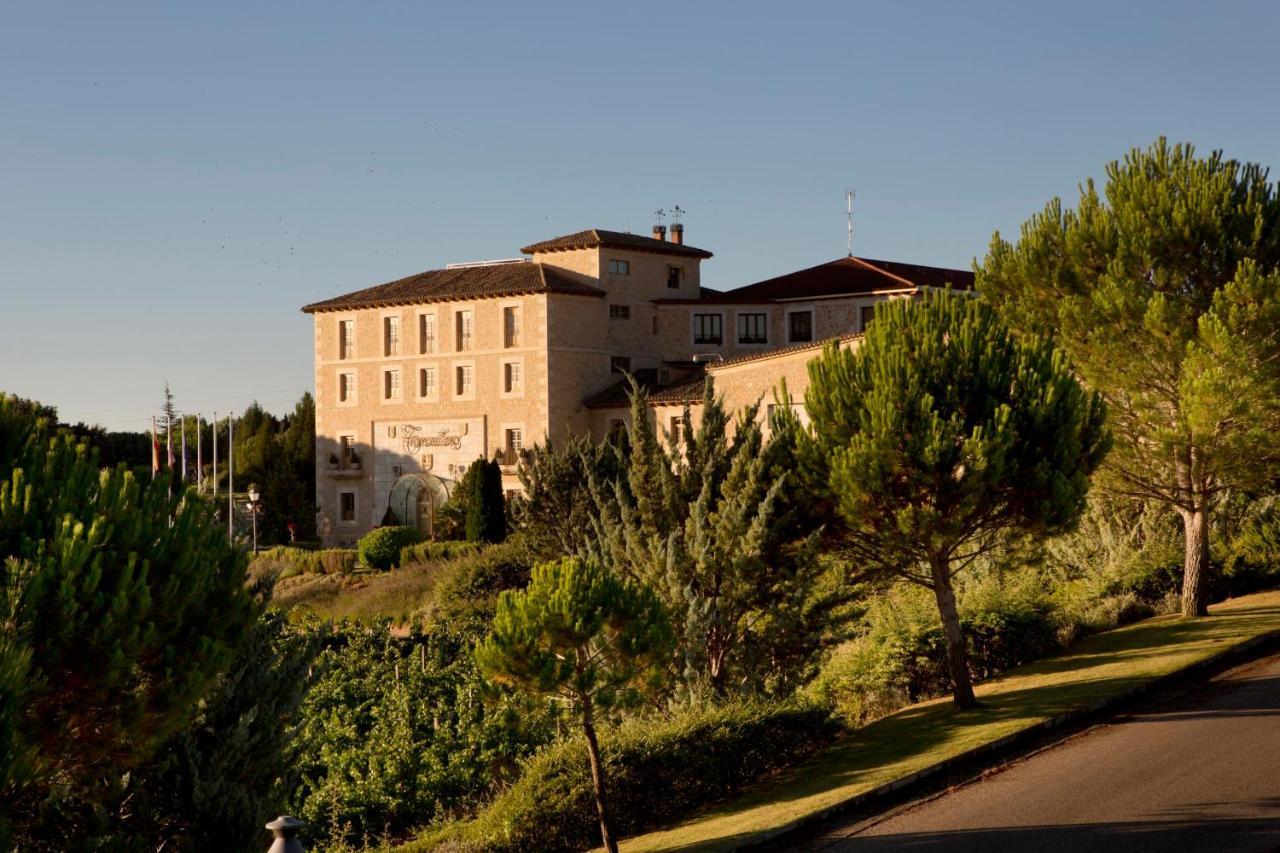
[788,310,814,343]
[383,368,401,400]
[418,366,436,398]
[384,316,400,356]
[669,415,682,445]
[338,319,355,359]
[419,312,436,353]
[503,427,524,464]
[455,310,473,351]
[338,371,355,403]
[608,259,630,275]
[455,363,474,397]
[693,313,723,345]
[609,304,631,320]
[503,306,521,348]
[503,361,522,394]
[339,434,356,465]
[737,312,767,344]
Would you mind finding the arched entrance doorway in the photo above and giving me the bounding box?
[386,473,451,539]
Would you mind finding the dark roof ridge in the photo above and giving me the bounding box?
[521,228,713,259]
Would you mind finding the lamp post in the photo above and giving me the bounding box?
[246,484,262,553]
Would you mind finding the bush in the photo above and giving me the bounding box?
[411,700,839,853]
[423,539,536,631]
[399,540,483,566]
[248,546,356,579]
[357,526,420,571]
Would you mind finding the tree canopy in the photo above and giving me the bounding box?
[794,291,1109,707]
[977,138,1280,615]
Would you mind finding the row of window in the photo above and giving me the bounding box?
[337,360,523,403]
[688,305,876,346]
[336,306,522,360]
[606,259,685,289]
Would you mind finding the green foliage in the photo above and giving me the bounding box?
[96,611,322,851]
[250,546,357,580]
[977,138,1280,615]
[477,556,672,714]
[586,382,854,698]
[0,394,257,824]
[457,459,506,544]
[410,700,838,853]
[357,526,420,571]
[425,539,537,632]
[399,539,483,566]
[516,433,626,558]
[290,622,553,848]
[796,291,1108,707]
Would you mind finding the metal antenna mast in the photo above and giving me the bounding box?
[846,188,855,257]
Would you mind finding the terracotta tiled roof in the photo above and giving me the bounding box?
[300,262,604,313]
[666,256,973,304]
[521,229,713,260]
[709,333,859,369]
[583,367,708,410]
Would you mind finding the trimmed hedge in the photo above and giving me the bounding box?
[357,526,420,571]
[407,700,839,853]
[399,540,484,567]
[251,546,356,578]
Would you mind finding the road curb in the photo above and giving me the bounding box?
[734,625,1280,852]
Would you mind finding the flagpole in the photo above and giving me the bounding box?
[196,413,203,494]
[228,411,235,542]
[212,411,218,498]
[151,416,160,478]
[166,414,173,500]
[181,414,188,486]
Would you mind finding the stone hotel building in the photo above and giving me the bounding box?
[302,224,972,545]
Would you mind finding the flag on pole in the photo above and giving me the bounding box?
[151,416,160,476]
[196,413,203,494]
[166,416,174,470]
[181,415,188,483]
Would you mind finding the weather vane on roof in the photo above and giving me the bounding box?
[654,208,666,225]
[671,205,685,225]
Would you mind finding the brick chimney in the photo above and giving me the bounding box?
[670,222,684,245]
[652,224,667,241]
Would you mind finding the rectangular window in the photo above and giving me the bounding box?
[861,304,875,331]
[338,319,355,359]
[609,418,626,437]
[669,416,682,445]
[419,313,436,353]
[652,315,659,335]
[788,310,813,343]
[339,491,356,522]
[455,310,473,351]
[383,368,401,400]
[610,356,632,374]
[503,306,521,348]
[503,427,524,464]
[609,304,631,320]
[340,435,356,465]
[455,364,473,397]
[384,316,400,356]
[418,367,436,398]
[338,372,355,403]
[737,312,767,344]
[608,259,630,275]
[503,361,522,394]
[693,313,723,345]
[667,265,683,289]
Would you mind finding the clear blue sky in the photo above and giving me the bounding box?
[3,1,1278,431]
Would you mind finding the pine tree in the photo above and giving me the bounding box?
[476,557,672,853]
[796,292,1109,708]
[978,138,1280,616]
[0,394,258,826]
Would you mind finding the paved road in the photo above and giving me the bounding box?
[809,651,1280,853]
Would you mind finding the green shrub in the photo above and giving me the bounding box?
[249,546,356,578]
[357,526,420,571]
[425,539,536,631]
[399,540,483,566]
[411,700,838,853]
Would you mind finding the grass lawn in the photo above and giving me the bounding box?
[616,589,1280,853]
[270,560,449,623]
